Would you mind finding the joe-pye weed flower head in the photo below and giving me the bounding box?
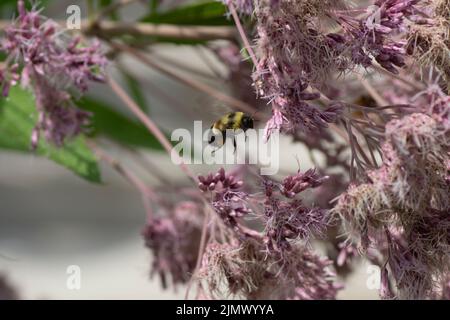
[197,167,341,299]
[333,105,449,298]
[0,0,107,148]
[406,0,450,91]
[142,201,203,289]
[252,0,346,139]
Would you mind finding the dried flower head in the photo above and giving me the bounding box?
[441,276,450,299]
[333,110,450,299]
[200,240,342,299]
[142,201,203,289]
[385,228,439,300]
[199,241,268,298]
[407,1,450,89]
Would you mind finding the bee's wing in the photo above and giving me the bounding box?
[191,95,234,123]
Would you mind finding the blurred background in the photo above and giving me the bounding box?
[0,0,378,299]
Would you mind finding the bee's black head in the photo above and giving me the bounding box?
[242,114,254,130]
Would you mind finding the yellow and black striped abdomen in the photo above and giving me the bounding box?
[212,112,244,130]
[209,112,254,147]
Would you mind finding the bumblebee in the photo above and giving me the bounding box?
[351,94,378,119]
[354,94,377,108]
[208,112,254,151]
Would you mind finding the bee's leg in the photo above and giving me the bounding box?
[209,129,222,155]
[233,138,237,154]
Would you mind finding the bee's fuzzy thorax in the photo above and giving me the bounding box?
[209,112,254,148]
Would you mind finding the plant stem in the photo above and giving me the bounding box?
[88,140,157,221]
[86,0,96,24]
[0,20,237,42]
[109,41,263,118]
[372,63,425,91]
[185,205,210,300]
[94,0,140,23]
[194,45,227,80]
[227,3,259,68]
[106,76,197,183]
[88,21,237,41]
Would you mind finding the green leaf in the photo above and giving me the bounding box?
[0,86,102,183]
[0,0,50,18]
[76,97,165,151]
[0,0,17,11]
[99,0,120,20]
[99,0,113,7]
[135,1,231,44]
[121,70,149,112]
[150,0,159,13]
[141,1,231,26]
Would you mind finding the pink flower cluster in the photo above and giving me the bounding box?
[198,168,251,237]
[262,169,329,253]
[253,1,344,139]
[335,0,420,73]
[142,201,203,289]
[333,108,449,299]
[197,167,341,299]
[0,0,107,148]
